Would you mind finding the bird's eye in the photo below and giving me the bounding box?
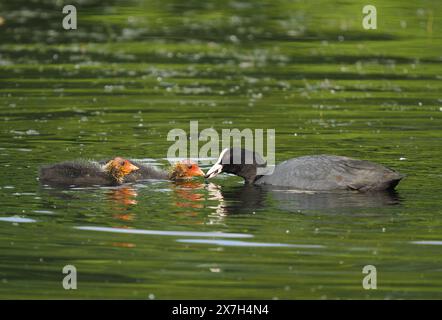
[120,161,126,166]
[187,164,193,169]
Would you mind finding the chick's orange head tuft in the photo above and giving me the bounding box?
[106,157,139,175]
[170,160,204,180]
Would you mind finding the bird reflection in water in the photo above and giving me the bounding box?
[170,181,207,220]
[106,186,138,221]
[203,184,268,225]
[108,186,138,205]
[106,186,138,249]
[204,182,229,225]
[107,182,211,219]
[204,183,402,218]
[171,181,232,224]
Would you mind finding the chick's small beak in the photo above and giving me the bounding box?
[194,167,205,177]
[123,163,139,174]
[204,163,223,179]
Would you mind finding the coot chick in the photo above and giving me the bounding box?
[205,148,404,191]
[39,157,139,187]
[123,159,205,182]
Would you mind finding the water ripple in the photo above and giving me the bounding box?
[0,216,36,223]
[177,239,325,248]
[411,241,442,246]
[75,226,253,238]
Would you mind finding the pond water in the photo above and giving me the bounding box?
[0,0,441,299]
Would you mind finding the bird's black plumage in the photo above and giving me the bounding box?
[205,148,404,191]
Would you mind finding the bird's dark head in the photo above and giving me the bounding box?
[205,148,266,184]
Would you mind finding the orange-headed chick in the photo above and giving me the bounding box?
[40,157,139,187]
[103,157,139,184]
[168,160,205,181]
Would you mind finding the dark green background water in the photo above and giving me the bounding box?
[0,0,441,299]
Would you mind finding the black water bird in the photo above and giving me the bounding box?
[205,148,404,191]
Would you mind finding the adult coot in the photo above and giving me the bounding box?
[205,148,404,191]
